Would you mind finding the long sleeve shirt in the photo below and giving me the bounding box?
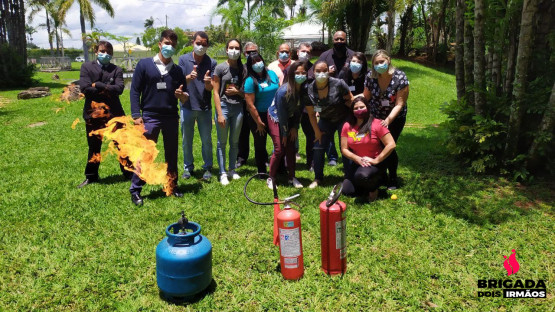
[79,60,125,120]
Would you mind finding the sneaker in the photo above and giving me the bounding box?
[289,177,303,188]
[182,169,191,179]
[229,170,241,180]
[308,180,319,189]
[295,153,301,161]
[266,177,276,190]
[328,160,337,166]
[202,170,212,180]
[220,174,230,186]
[387,177,399,190]
[368,190,378,202]
[309,166,314,173]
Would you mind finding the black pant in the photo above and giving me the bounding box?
[386,116,406,179]
[342,162,385,196]
[237,105,251,164]
[300,112,314,167]
[246,112,270,174]
[84,117,128,180]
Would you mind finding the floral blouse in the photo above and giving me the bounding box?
[364,69,409,120]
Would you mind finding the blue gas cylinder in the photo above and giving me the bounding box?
[156,221,212,299]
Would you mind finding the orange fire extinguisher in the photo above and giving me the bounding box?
[244,174,304,280]
[320,184,347,275]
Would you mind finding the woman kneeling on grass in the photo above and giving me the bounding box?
[340,96,396,202]
[267,61,321,189]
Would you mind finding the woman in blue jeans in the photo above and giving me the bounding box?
[307,61,353,189]
[213,39,246,185]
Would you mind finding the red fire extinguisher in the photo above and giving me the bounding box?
[244,174,304,280]
[320,184,347,275]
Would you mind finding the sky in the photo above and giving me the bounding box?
[28,0,222,49]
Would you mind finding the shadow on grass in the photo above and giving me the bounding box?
[159,278,217,306]
[397,126,542,225]
[144,183,203,200]
[395,56,456,76]
[98,174,130,185]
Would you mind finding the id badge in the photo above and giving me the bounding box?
[356,133,366,139]
[314,106,322,113]
[349,85,356,92]
[260,82,268,88]
[157,82,167,90]
[381,99,390,107]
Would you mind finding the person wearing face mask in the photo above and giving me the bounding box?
[244,53,280,176]
[129,29,189,206]
[267,43,292,85]
[307,61,353,189]
[363,49,409,190]
[178,31,217,181]
[338,52,368,95]
[340,96,396,202]
[212,39,246,185]
[77,40,130,188]
[315,31,354,78]
[266,61,321,189]
[236,42,259,168]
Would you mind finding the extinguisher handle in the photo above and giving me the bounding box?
[325,183,343,207]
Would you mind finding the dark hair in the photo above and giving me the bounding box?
[192,31,209,45]
[246,52,270,89]
[160,29,178,43]
[95,40,113,55]
[226,38,246,78]
[348,95,373,134]
[285,61,309,100]
[314,60,328,70]
[345,52,368,81]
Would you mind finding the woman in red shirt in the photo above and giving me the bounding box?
[340,96,396,202]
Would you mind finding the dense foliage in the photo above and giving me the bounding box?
[0,44,35,89]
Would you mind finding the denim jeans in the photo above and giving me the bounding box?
[180,106,213,172]
[215,101,243,174]
[313,118,347,181]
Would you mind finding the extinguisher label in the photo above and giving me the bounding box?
[335,220,347,259]
[279,228,301,257]
[284,257,298,268]
[284,221,294,227]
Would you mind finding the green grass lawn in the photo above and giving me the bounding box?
[0,59,553,311]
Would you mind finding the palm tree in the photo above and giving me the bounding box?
[58,0,115,62]
[28,0,54,55]
[211,0,247,37]
[144,17,154,29]
[285,0,296,19]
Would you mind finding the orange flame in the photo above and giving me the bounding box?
[90,116,173,195]
[88,153,102,163]
[90,101,111,119]
[71,118,80,129]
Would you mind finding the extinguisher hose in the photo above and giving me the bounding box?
[243,173,279,206]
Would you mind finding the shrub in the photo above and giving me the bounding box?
[0,44,36,89]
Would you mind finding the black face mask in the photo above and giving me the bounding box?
[334,42,347,54]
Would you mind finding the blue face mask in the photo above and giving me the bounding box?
[161,44,175,59]
[294,74,307,84]
[279,52,290,62]
[350,61,362,73]
[97,53,112,65]
[374,63,389,74]
[252,61,265,73]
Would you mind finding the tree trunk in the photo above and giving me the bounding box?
[0,0,6,44]
[386,0,396,53]
[398,4,414,56]
[80,10,89,62]
[463,1,474,107]
[345,0,374,52]
[55,27,60,56]
[433,0,448,62]
[473,0,486,116]
[420,0,431,57]
[505,0,540,159]
[526,82,555,171]
[45,11,54,56]
[503,13,519,95]
[3,0,26,61]
[455,0,465,101]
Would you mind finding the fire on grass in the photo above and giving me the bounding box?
[83,101,173,195]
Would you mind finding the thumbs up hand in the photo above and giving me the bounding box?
[203,70,211,84]
[186,65,198,84]
[174,84,189,102]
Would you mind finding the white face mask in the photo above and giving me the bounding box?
[298,51,310,62]
[315,72,329,84]
[194,44,207,56]
[227,49,240,60]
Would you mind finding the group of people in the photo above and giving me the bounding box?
[78,29,409,205]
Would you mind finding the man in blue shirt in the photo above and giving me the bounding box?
[129,29,189,206]
[178,31,217,180]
